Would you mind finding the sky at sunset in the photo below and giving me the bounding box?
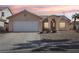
[1,5,79,20]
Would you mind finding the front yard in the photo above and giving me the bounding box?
[0,31,79,53]
[41,31,79,40]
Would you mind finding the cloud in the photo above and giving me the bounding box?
[5,5,79,15]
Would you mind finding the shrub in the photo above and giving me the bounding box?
[0,26,5,32]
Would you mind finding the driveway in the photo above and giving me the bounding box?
[0,33,41,52]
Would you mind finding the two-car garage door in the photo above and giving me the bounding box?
[12,21,39,32]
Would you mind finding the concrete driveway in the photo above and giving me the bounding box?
[0,33,41,53]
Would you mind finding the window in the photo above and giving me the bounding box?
[2,12,4,17]
[59,22,65,28]
[44,22,49,29]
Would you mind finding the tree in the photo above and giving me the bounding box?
[72,13,79,30]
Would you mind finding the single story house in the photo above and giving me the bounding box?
[7,10,71,33]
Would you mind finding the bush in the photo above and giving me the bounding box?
[0,27,5,32]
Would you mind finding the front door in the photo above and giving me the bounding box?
[51,19,56,32]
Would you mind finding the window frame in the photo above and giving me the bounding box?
[59,22,66,29]
[44,21,49,29]
[2,12,4,17]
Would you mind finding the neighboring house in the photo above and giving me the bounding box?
[41,15,71,32]
[7,10,71,32]
[0,7,13,31]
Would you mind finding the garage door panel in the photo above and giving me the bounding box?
[13,21,39,32]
